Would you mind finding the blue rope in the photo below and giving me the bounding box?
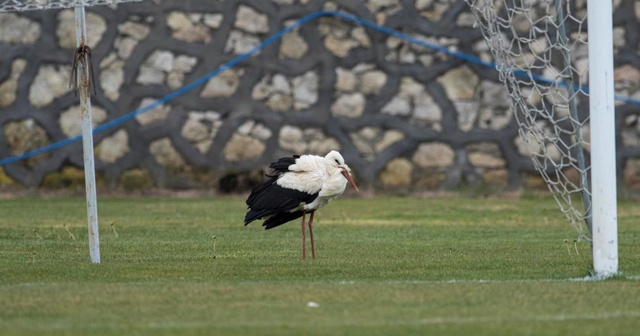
[1,9,637,167]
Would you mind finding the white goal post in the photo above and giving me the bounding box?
[586,0,617,277]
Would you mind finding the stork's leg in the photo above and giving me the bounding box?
[301,211,307,260]
[308,211,316,260]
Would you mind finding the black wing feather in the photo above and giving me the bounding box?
[263,211,305,230]
[268,155,300,174]
[244,175,317,227]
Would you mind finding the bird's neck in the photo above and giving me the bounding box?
[319,170,347,197]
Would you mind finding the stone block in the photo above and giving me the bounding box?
[280,29,308,59]
[201,69,242,97]
[4,119,50,168]
[135,98,171,125]
[413,142,454,168]
[59,105,108,137]
[0,13,40,44]
[150,138,187,172]
[234,5,269,34]
[181,111,223,154]
[96,129,129,164]
[466,142,506,169]
[437,65,479,100]
[224,134,265,162]
[379,158,412,188]
[29,65,71,108]
[332,93,365,118]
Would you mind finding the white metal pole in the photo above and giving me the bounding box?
[75,6,101,264]
[587,0,617,276]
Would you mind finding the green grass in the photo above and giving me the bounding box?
[1,195,639,335]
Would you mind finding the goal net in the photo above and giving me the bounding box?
[0,0,136,11]
[465,0,592,241]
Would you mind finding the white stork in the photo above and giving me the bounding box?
[244,150,359,259]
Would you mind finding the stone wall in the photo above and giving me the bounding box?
[0,0,639,192]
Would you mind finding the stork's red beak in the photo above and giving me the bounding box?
[340,168,359,192]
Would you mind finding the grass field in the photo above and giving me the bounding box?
[1,194,639,335]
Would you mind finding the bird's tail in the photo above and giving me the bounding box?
[263,211,304,230]
[244,209,268,225]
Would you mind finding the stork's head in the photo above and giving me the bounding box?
[324,150,359,192]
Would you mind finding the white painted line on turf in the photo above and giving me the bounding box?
[140,310,640,330]
[408,310,640,325]
[3,274,640,288]
[332,276,640,285]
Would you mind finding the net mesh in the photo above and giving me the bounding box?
[465,0,591,240]
[0,0,140,12]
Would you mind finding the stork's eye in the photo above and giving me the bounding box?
[335,159,340,164]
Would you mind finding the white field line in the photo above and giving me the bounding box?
[333,274,640,285]
[3,275,640,288]
[143,310,640,330]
